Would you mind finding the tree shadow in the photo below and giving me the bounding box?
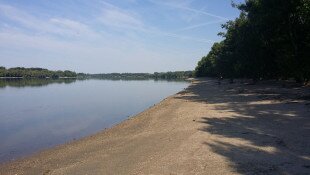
[177,78,310,174]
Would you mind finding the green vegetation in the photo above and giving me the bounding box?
[0,67,77,78]
[87,73,152,80]
[153,71,193,79]
[0,66,193,80]
[81,71,193,80]
[195,0,310,83]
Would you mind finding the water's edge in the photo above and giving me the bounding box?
[0,81,191,164]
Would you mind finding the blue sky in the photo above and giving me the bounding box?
[0,0,243,73]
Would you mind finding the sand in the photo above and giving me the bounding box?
[1,78,309,175]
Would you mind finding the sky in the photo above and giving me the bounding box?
[0,0,243,73]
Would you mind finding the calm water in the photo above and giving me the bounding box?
[0,79,189,162]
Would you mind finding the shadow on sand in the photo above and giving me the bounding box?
[177,78,310,174]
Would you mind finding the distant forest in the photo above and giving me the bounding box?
[86,71,193,80]
[195,0,310,83]
[0,66,193,80]
[0,67,77,78]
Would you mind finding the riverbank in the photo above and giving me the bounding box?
[1,78,309,174]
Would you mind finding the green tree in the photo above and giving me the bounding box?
[195,0,310,83]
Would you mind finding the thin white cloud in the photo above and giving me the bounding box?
[146,29,214,43]
[178,6,229,20]
[97,1,214,43]
[0,4,52,33]
[148,0,229,20]
[99,8,143,29]
[177,20,226,32]
[0,3,212,44]
[183,5,208,23]
[99,1,144,29]
[0,4,98,39]
[49,18,99,38]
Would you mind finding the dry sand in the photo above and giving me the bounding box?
[1,78,309,175]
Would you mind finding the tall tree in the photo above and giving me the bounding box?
[195,0,310,83]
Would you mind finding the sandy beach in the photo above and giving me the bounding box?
[1,78,309,175]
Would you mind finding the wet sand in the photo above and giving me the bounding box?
[1,78,309,175]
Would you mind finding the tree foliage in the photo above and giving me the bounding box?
[195,0,310,82]
[0,67,192,80]
[153,71,193,79]
[86,71,193,80]
[0,67,77,78]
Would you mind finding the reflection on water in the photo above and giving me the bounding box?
[0,79,189,162]
[0,78,187,88]
[0,78,77,88]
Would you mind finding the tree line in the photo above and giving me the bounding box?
[0,66,193,80]
[195,0,310,83]
[83,71,193,80]
[153,71,193,79]
[0,67,77,78]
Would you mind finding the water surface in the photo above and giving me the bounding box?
[0,79,189,162]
